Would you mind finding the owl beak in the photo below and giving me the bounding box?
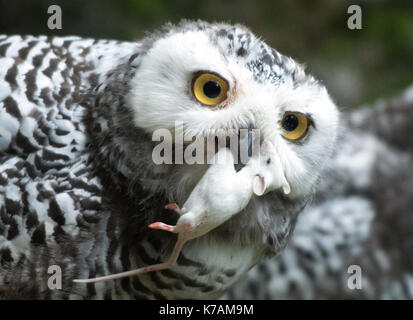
[247,129,253,157]
[237,128,256,160]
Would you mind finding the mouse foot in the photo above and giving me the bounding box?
[149,222,176,233]
[164,203,182,215]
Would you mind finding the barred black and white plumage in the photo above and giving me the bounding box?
[0,34,134,299]
[0,21,340,299]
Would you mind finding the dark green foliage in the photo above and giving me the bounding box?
[1,0,411,107]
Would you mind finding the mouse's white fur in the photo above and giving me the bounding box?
[74,141,286,283]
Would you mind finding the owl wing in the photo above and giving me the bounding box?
[0,35,138,298]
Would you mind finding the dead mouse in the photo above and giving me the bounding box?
[74,141,290,283]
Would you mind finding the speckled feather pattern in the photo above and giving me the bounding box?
[0,21,322,299]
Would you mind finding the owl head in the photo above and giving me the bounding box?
[126,21,339,201]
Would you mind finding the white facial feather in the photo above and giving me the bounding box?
[127,26,339,200]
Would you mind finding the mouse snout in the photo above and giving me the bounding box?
[254,140,291,195]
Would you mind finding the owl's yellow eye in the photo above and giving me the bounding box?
[280,112,310,141]
[192,72,229,106]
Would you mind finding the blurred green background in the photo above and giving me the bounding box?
[1,0,412,108]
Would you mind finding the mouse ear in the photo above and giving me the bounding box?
[253,175,266,196]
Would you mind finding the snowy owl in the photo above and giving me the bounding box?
[0,20,338,299]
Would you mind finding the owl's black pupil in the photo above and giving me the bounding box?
[203,81,221,98]
[282,114,299,131]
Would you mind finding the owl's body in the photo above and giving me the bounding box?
[0,35,138,299]
[228,87,413,299]
[0,21,338,299]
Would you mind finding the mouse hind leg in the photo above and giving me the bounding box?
[73,236,187,283]
[148,222,177,232]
